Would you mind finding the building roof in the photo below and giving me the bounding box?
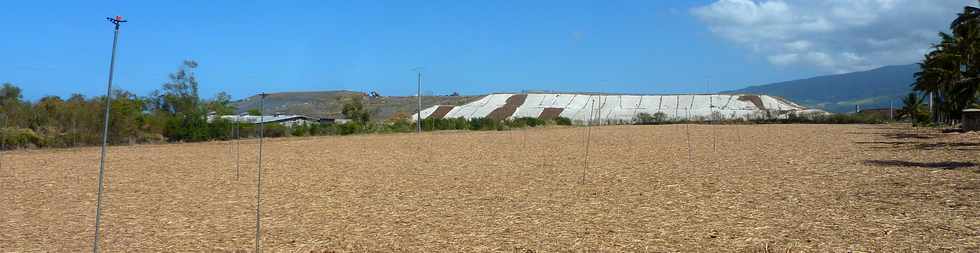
[218,115,315,124]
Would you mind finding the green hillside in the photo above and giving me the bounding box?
[725,64,918,113]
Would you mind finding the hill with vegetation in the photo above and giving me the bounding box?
[232,91,482,121]
[725,64,918,113]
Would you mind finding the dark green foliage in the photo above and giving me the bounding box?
[420,117,469,131]
[262,124,288,138]
[467,117,505,131]
[291,124,310,137]
[554,117,573,126]
[0,127,42,149]
[341,96,371,123]
[913,2,980,124]
[164,112,210,142]
[336,122,364,135]
[898,93,930,125]
[207,118,235,140]
[510,117,545,128]
[635,112,669,125]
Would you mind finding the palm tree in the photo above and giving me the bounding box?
[898,93,928,125]
[914,1,980,124]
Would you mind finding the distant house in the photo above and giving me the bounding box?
[209,114,317,127]
[207,113,355,127]
[317,118,352,125]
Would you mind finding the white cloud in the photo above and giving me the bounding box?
[693,0,964,73]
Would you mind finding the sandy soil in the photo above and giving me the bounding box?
[1,124,978,252]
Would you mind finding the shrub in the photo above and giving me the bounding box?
[291,124,310,137]
[337,122,363,135]
[0,127,43,149]
[261,123,288,138]
[510,117,545,128]
[554,117,573,126]
[635,112,669,125]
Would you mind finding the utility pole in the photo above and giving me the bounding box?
[929,92,935,123]
[235,114,240,180]
[889,100,894,121]
[255,93,267,253]
[708,79,715,152]
[92,15,126,253]
[1,113,4,172]
[414,68,423,133]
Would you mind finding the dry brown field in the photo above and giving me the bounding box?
[1,124,978,252]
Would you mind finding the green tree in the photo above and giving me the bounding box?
[159,60,201,115]
[341,96,371,123]
[898,93,929,125]
[205,92,236,115]
[914,2,980,123]
[0,82,26,128]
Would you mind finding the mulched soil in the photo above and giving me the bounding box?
[430,106,456,119]
[487,94,528,120]
[737,95,766,110]
[0,124,978,252]
[538,108,564,120]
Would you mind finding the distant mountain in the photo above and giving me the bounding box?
[232,90,481,121]
[724,64,918,113]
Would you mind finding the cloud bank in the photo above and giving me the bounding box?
[692,0,964,73]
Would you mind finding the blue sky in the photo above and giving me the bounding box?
[0,0,964,101]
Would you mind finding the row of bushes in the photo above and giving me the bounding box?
[418,117,573,131]
[2,111,892,150]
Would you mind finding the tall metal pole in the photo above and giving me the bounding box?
[1,114,5,172]
[889,100,894,121]
[235,116,240,180]
[255,93,267,253]
[708,80,715,152]
[929,92,935,124]
[416,71,423,133]
[93,16,126,253]
[581,97,595,183]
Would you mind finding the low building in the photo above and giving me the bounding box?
[963,109,980,131]
[209,114,317,127]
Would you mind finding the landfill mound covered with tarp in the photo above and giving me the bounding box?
[412,93,827,124]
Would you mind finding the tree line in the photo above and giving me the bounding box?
[0,60,571,150]
[910,1,980,124]
[0,60,241,149]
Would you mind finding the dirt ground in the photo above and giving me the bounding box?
[1,124,978,252]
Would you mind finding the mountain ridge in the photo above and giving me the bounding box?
[724,64,918,112]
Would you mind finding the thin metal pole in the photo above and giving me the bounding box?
[889,100,894,121]
[1,114,5,172]
[255,93,267,253]
[708,81,715,152]
[416,71,422,133]
[522,90,528,150]
[93,16,125,253]
[686,95,693,170]
[255,93,269,253]
[581,97,595,183]
[235,117,240,180]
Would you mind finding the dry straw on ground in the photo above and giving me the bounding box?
[1,124,978,252]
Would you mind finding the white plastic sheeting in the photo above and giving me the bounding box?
[412,93,825,123]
